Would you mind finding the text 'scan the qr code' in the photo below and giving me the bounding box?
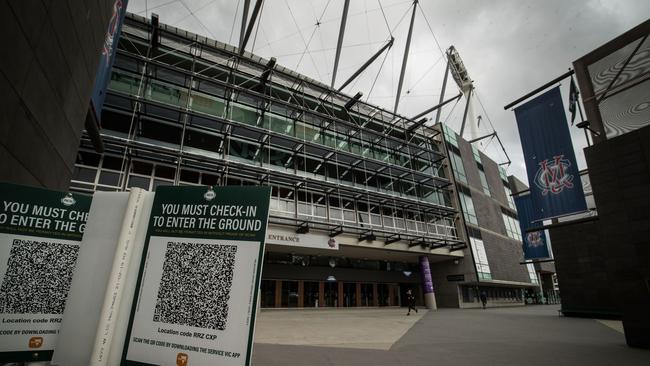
[0,239,79,314]
[153,242,237,331]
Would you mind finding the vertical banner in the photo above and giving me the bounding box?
[514,194,551,260]
[123,185,271,366]
[89,0,129,124]
[0,183,91,362]
[514,87,587,221]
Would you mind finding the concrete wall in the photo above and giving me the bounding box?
[0,0,115,189]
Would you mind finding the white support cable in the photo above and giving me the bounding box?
[442,97,461,125]
[250,0,265,52]
[285,0,324,82]
[416,3,446,61]
[366,47,391,102]
[177,0,218,40]
[403,53,444,97]
[228,0,242,44]
[134,0,176,15]
[378,0,393,38]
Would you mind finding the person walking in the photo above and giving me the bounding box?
[406,289,417,315]
[480,290,487,309]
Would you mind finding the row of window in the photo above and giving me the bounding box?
[109,67,441,176]
[117,25,414,137]
[71,151,458,239]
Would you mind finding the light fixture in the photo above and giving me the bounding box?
[326,275,337,282]
[576,120,601,136]
[403,271,412,277]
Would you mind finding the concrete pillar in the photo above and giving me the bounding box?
[419,255,437,310]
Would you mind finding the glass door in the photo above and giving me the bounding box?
[304,281,319,307]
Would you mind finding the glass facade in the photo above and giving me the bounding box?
[70,14,459,245]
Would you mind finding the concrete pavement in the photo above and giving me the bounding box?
[254,307,425,350]
[252,305,650,366]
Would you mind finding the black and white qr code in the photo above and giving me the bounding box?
[153,241,237,331]
[0,239,79,314]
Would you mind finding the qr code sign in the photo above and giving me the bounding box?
[0,239,79,314]
[153,242,237,331]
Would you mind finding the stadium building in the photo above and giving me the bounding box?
[69,13,538,308]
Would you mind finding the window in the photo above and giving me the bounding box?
[459,190,478,225]
[442,123,458,147]
[502,210,522,241]
[527,263,539,284]
[471,145,481,163]
[478,169,491,196]
[109,69,142,96]
[470,235,491,280]
[499,166,509,181]
[189,90,226,117]
[504,184,517,210]
[449,151,467,184]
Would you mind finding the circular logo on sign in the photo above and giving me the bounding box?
[327,238,336,248]
[61,193,76,207]
[204,187,216,201]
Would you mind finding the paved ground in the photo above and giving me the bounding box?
[254,307,426,350]
[252,305,650,366]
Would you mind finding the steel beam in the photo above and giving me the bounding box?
[411,92,462,122]
[239,0,264,55]
[239,0,251,49]
[337,37,394,91]
[435,54,451,123]
[331,0,350,88]
[467,132,496,144]
[503,70,574,110]
[393,0,418,114]
[459,86,473,138]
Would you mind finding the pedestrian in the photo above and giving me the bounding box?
[480,290,487,309]
[406,289,417,315]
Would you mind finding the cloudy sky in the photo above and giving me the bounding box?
[127,0,649,181]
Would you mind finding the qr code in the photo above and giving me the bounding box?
[153,242,237,330]
[0,239,79,314]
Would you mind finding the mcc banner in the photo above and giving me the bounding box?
[0,183,91,362]
[123,185,271,366]
[514,86,587,221]
[514,194,551,260]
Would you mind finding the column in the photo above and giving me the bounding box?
[419,255,437,310]
[356,283,361,307]
[373,283,379,307]
[298,280,304,308]
[319,281,325,308]
[275,280,282,308]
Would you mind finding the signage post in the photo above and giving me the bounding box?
[122,186,271,366]
[0,183,91,362]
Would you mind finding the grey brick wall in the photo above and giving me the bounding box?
[0,0,115,189]
[452,133,531,284]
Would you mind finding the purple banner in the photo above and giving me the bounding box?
[419,256,434,294]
